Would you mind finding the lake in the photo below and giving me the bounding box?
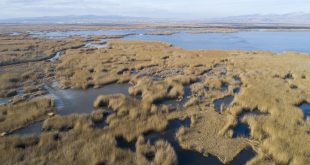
[30,30,310,53]
[124,31,310,53]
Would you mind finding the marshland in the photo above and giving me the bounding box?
[0,22,310,165]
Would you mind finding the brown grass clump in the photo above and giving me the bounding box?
[94,94,169,141]
[136,136,177,165]
[0,72,20,97]
[90,109,109,123]
[0,129,136,165]
[128,75,196,104]
[106,114,168,142]
[0,97,53,133]
[42,114,94,132]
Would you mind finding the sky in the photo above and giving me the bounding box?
[0,0,310,19]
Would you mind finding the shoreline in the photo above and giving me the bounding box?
[2,23,310,34]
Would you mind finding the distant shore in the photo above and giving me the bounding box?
[1,23,310,34]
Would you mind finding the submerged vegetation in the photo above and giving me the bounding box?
[0,32,309,165]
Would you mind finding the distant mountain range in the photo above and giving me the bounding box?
[1,13,310,24]
[0,15,165,24]
[210,13,310,24]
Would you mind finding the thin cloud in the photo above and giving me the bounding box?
[1,0,310,19]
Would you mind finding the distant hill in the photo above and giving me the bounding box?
[0,15,165,24]
[1,13,310,24]
[209,13,310,24]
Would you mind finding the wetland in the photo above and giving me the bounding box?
[0,25,310,165]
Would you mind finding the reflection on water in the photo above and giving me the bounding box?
[12,83,130,136]
[46,83,130,115]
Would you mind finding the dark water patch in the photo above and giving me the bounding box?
[228,147,256,165]
[233,75,241,82]
[156,86,191,109]
[289,84,298,90]
[94,121,107,129]
[130,69,139,75]
[298,102,310,120]
[283,72,294,81]
[233,109,268,138]
[144,151,155,161]
[116,136,136,152]
[233,87,241,94]
[11,122,43,136]
[239,109,269,118]
[93,109,112,129]
[220,82,229,92]
[16,88,24,96]
[45,83,130,115]
[213,96,234,113]
[233,123,250,138]
[151,75,162,81]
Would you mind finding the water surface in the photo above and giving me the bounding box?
[46,83,130,115]
[12,122,42,136]
[29,29,310,53]
[299,103,310,120]
[124,31,310,53]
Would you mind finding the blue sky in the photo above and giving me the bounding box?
[0,0,310,19]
